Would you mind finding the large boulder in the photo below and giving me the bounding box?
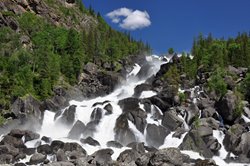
[90,107,103,121]
[29,153,47,165]
[67,120,85,140]
[223,124,246,154]
[103,103,113,115]
[57,105,77,126]
[9,129,40,142]
[11,96,43,129]
[215,90,239,124]
[179,129,214,158]
[118,98,140,111]
[126,108,147,133]
[117,149,140,165]
[37,144,52,155]
[114,114,136,146]
[161,109,183,131]
[146,124,170,148]
[133,83,153,97]
[83,62,98,75]
[80,137,100,146]
[184,103,200,125]
[89,148,114,165]
[127,142,145,154]
[149,148,184,166]
[82,120,98,138]
[106,141,123,149]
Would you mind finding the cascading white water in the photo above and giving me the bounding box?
[23,55,250,165]
[27,56,164,160]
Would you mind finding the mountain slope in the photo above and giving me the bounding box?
[0,0,151,121]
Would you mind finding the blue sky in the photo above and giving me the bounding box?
[82,0,250,54]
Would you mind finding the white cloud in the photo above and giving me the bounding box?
[106,8,151,30]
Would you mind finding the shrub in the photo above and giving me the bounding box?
[207,68,227,98]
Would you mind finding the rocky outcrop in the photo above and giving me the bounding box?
[146,124,169,148]
[67,120,85,139]
[215,90,240,124]
[0,0,97,32]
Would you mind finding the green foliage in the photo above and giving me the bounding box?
[241,73,250,102]
[234,90,244,117]
[0,115,6,126]
[168,48,174,54]
[163,65,180,89]
[207,68,227,98]
[178,92,186,104]
[0,10,151,112]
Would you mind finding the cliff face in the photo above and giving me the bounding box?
[0,0,97,32]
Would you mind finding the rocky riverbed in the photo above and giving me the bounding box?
[0,55,250,166]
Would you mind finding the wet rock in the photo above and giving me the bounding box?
[51,140,65,153]
[234,132,250,157]
[92,100,110,107]
[8,129,39,142]
[223,124,246,154]
[162,109,183,131]
[11,96,43,126]
[41,136,52,143]
[0,144,19,157]
[146,124,169,148]
[29,153,46,165]
[80,137,100,146]
[114,114,136,146]
[0,135,25,148]
[148,95,171,113]
[195,159,218,166]
[106,141,123,148]
[117,149,140,165]
[118,98,140,111]
[205,136,221,154]
[56,149,67,162]
[67,120,85,140]
[133,83,153,97]
[103,103,113,115]
[22,148,36,155]
[201,107,218,120]
[196,126,213,137]
[199,117,220,130]
[59,105,77,126]
[90,148,114,165]
[0,154,13,164]
[149,148,184,166]
[126,108,147,133]
[63,142,86,155]
[37,144,52,155]
[150,105,163,121]
[215,90,239,124]
[82,120,98,138]
[127,142,145,154]
[24,130,40,142]
[135,153,152,166]
[184,103,200,125]
[179,129,213,158]
[197,98,215,110]
[173,128,187,139]
[90,107,102,121]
